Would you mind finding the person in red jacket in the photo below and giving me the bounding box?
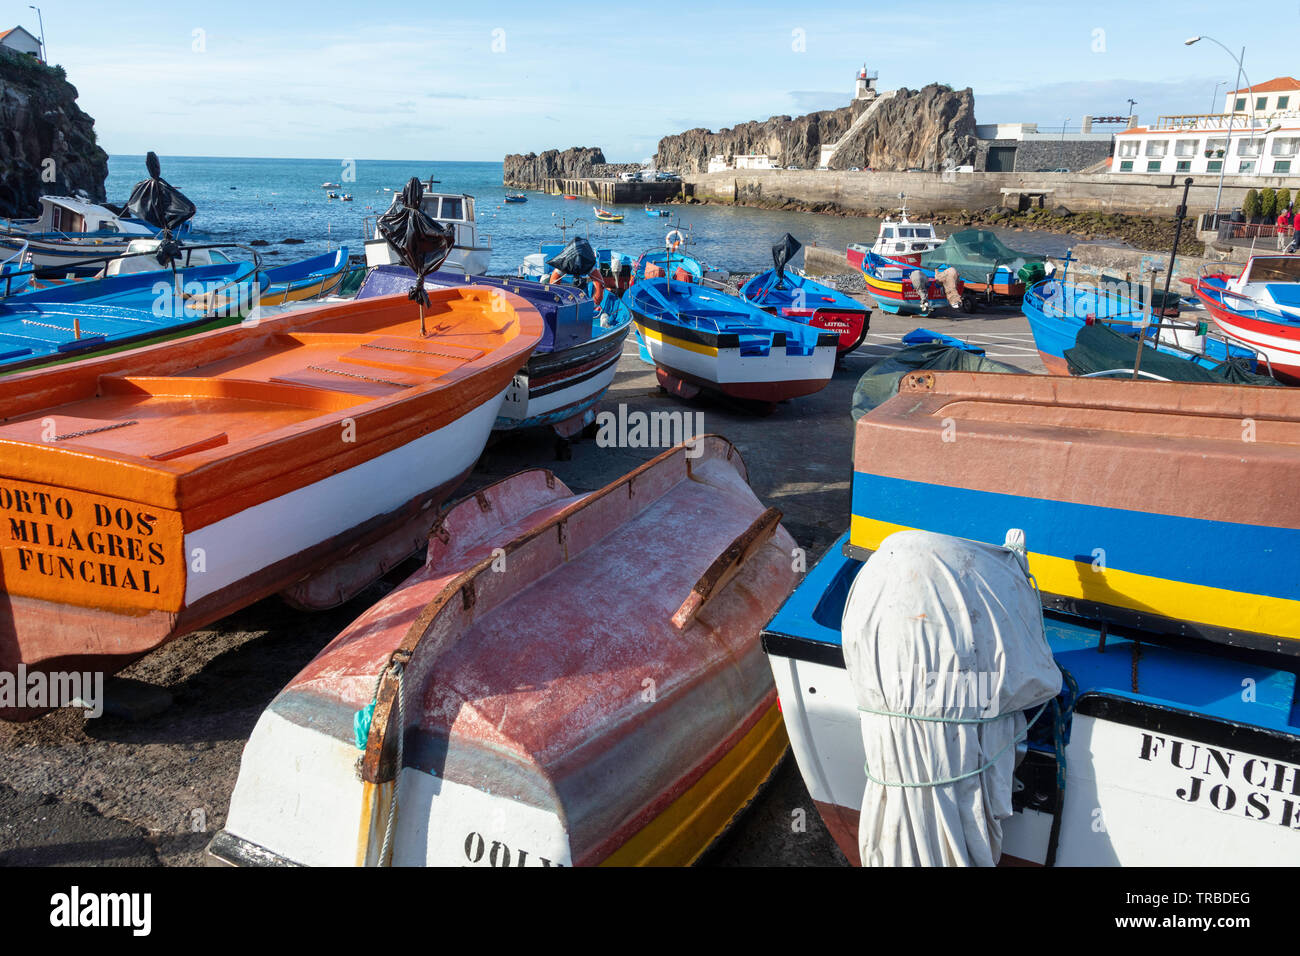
[1278,205,1293,250]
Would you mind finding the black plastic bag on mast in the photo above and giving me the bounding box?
[122,152,197,264]
[377,177,454,308]
[545,237,597,278]
[771,233,802,286]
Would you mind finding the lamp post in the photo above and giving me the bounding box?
[1209,80,1227,115]
[1185,36,1256,224]
[27,5,45,63]
[1127,99,1137,122]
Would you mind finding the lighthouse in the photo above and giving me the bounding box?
[854,65,879,103]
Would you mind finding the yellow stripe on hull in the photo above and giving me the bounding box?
[863,275,906,294]
[851,514,1300,642]
[600,702,788,866]
[259,270,347,307]
[636,322,720,357]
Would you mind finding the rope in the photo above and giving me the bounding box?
[379,661,405,867]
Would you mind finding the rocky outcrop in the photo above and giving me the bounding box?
[0,49,108,218]
[654,108,855,174]
[503,146,606,186]
[825,84,977,171]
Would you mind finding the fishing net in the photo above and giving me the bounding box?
[1063,321,1281,385]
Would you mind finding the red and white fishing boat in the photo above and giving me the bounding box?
[1190,255,1300,383]
[210,438,797,867]
[0,289,542,717]
[846,198,943,269]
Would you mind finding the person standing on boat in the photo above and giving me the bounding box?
[1278,205,1293,250]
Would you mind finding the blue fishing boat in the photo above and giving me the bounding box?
[357,264,631,438]
[861,251,954,315]
[504,193,527,203]
[762,369,1300,866]
[0,260,264,374]
[1023,277,1262,378]
[645,206,669,217]
[739,234,870,358]
[624,277,838,407]
[0,242,32,297]
[258,248,350,305]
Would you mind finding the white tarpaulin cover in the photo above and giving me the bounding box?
[842,529,1062,866]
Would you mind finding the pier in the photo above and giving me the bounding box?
[539,177,684,204]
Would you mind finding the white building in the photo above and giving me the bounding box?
[706,154,777,173]
[1111,76,1300,179]
[0,26,41,59]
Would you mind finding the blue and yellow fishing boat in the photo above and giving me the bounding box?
[760,368,1300,866]
[258,247,350,305]
[861,251,952,315]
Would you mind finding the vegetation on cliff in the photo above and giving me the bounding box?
[0,48,108,218]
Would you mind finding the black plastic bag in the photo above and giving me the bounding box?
[771,233,802,285]
[122,152,196,233]
[376,177,454,307]
[545,238,597,278]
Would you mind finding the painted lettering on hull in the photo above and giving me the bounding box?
[0,479,183,613]
[1138,732,1300,832]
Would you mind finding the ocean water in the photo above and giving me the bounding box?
[106,155,1074,275]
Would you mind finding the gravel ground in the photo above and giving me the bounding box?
[0,296,1039,868]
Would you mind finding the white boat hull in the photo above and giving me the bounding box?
[364,238,490,276]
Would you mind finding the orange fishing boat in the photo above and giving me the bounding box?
[0,288,542,718]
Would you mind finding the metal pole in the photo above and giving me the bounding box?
[1214,53,1243,223]
[28,6,46,62]
[1153,178,1194,360]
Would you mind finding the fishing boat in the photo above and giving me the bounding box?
[1024,276,1264,378]
[0,261,265,375]
[209,437,796,866]
[845,198,942,269]
[861,251,954,315]
[918,229,1047,304]
[0,287,542,718]
[562,194,580,200]
[645,206,669,217]
[739,234,870,358]
[258,248,350,305]
[0,155,198,276]
[0,242,32,297]
[363,185,491,275]
[504,193,527,203]
[762,370,1300,865]
[624,276,838,407]
[593,206,624,223]
[1191,255,1300,383]
[358,264,631,438]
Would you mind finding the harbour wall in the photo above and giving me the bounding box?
[538,178,683,204]
[683,169,1295,217]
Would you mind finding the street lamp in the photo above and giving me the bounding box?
[1208,80,1228,115]
[1186,36,1257,223]
[27,6,45,63]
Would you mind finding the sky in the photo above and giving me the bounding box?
[9,0,1298,162]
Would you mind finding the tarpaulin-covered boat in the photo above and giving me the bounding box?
[0,287,542,718]
[624,277,838,408]
[209,438,795,866]
[358,265,631,436]
[739,234,870,358]
[762,370,1300,865]
[919,228,1045,302]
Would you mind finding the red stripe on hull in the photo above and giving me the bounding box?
[657,365,830,404]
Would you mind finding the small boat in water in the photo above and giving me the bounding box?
[504,193,527,203]
[762,369,1300,865]
[624,276,838,408]
[593,206,624,223]
[739,234,870,358]
[210,437,796,866]
[645,205,669,217]
[861,252,954,315]
[0,287,542,718]
[358,263,631,437]
[1191,255,1300,383]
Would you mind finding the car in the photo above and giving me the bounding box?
[849,166,861,172]
[786,165,800,170]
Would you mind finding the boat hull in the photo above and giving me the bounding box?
[494,322,629,431]
[763,535,1300,866]
[363,238,490,276]
[861,257,947,315]
[211,438,796,866]
[1193,281,1300,383]
[0,290,542,717]
[849,370,1300,653]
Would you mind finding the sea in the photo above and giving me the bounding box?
[106,155,1074,275]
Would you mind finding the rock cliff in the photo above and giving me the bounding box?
[652,84,977,174]
[654,108,855,174]
[503,146,606,186]
[826,84,977,171]
[0,49,109,218]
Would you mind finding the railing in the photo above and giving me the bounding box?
[1152,112,1294,131]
